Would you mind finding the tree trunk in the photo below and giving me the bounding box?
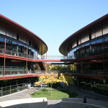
[51,83,53,97]
[48,83,49,92]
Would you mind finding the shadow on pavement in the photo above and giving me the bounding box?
[48,102,60,108]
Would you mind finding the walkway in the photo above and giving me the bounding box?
[68,85,108,102]
[0,86,108,108]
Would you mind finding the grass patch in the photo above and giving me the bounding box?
[30,88,77,100]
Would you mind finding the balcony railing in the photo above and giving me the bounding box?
[0,65,107,77]
[0,66,58,76]
[0,49,74,60]
[0,66,26,76]
[0,83,28,96]
[60,70,108,77]
[40,55,73,60]
[0,49,36,59]
[6,50,26,57]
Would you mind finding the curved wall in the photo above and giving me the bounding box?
[59,14,108,56]
[0,14,48,55]
[68,34,108,59]
[0,14,48,96]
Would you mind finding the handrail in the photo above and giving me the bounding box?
[0,68,107,77]
[0,48,74,60]
[0,68,58,76]
[0,83,28,96]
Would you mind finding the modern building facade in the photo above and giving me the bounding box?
[0,14,48,96]
[59,14,108,95]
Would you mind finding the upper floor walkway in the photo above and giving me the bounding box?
[0,69,58,80]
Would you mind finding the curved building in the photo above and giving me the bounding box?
[59,14,108,94]
[0,14,47,96]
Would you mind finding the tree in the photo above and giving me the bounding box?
[58,73,68,86]
[35,72,68,97]
[35,73,49,88]
[65,74,74,85]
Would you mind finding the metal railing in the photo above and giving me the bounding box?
[60,70,108,77]
[0,83,28,96]
[0,49,35,59]
[0,66,58,76]
[6,50,26,57]
[5,71,26,76]
[0,65,107,77]
[0,66,26,76]
[0,66,107,77]
[0,48,76,60]
[35,70,58,74]
[40,55,73,60]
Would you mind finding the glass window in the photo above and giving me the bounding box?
[6,38,12,50]
[6,38,12,55]
[96,44,102,54]
[96,38,103,43]
[82,42,90,47]
[91,40,96,45]
[91,45,96,55]
[103,43,108,53]
[85,46,90,57]
[28,46,35,59]
[68,47,78,59]
[0,36,4,53]
[18,42,27,57]
[12,40,17,52]
[0,36,4,42]
[105,36,108,42]
[76,50,81,58]
[81,48,85,57]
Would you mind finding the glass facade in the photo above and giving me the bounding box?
[68,34,108,59]
[0,34,38,59]
[0,33,40,76]
[0,15,48,97]
[0,35,5,53]
[67,34,108,76]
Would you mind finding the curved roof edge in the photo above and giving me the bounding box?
[0,14,48,55]
[59,14,108,56]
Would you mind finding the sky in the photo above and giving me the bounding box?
[0,0,108,56]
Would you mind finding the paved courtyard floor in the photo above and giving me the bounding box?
[0,85,108,108]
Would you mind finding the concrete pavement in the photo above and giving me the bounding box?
[67,85,108,102]
[0,86,108,108]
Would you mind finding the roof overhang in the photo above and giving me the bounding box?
[0,14,48,55]
[59,14,108,56]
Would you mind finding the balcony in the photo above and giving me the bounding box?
[6,50,26,58]
[0,66,26,76]
[40,55,73,60]
[0,49,36,59]
[75,43,108,59]
[0,66,58,77]
[60,70,108,78]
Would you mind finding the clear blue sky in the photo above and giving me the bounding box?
[0,0,108,55]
